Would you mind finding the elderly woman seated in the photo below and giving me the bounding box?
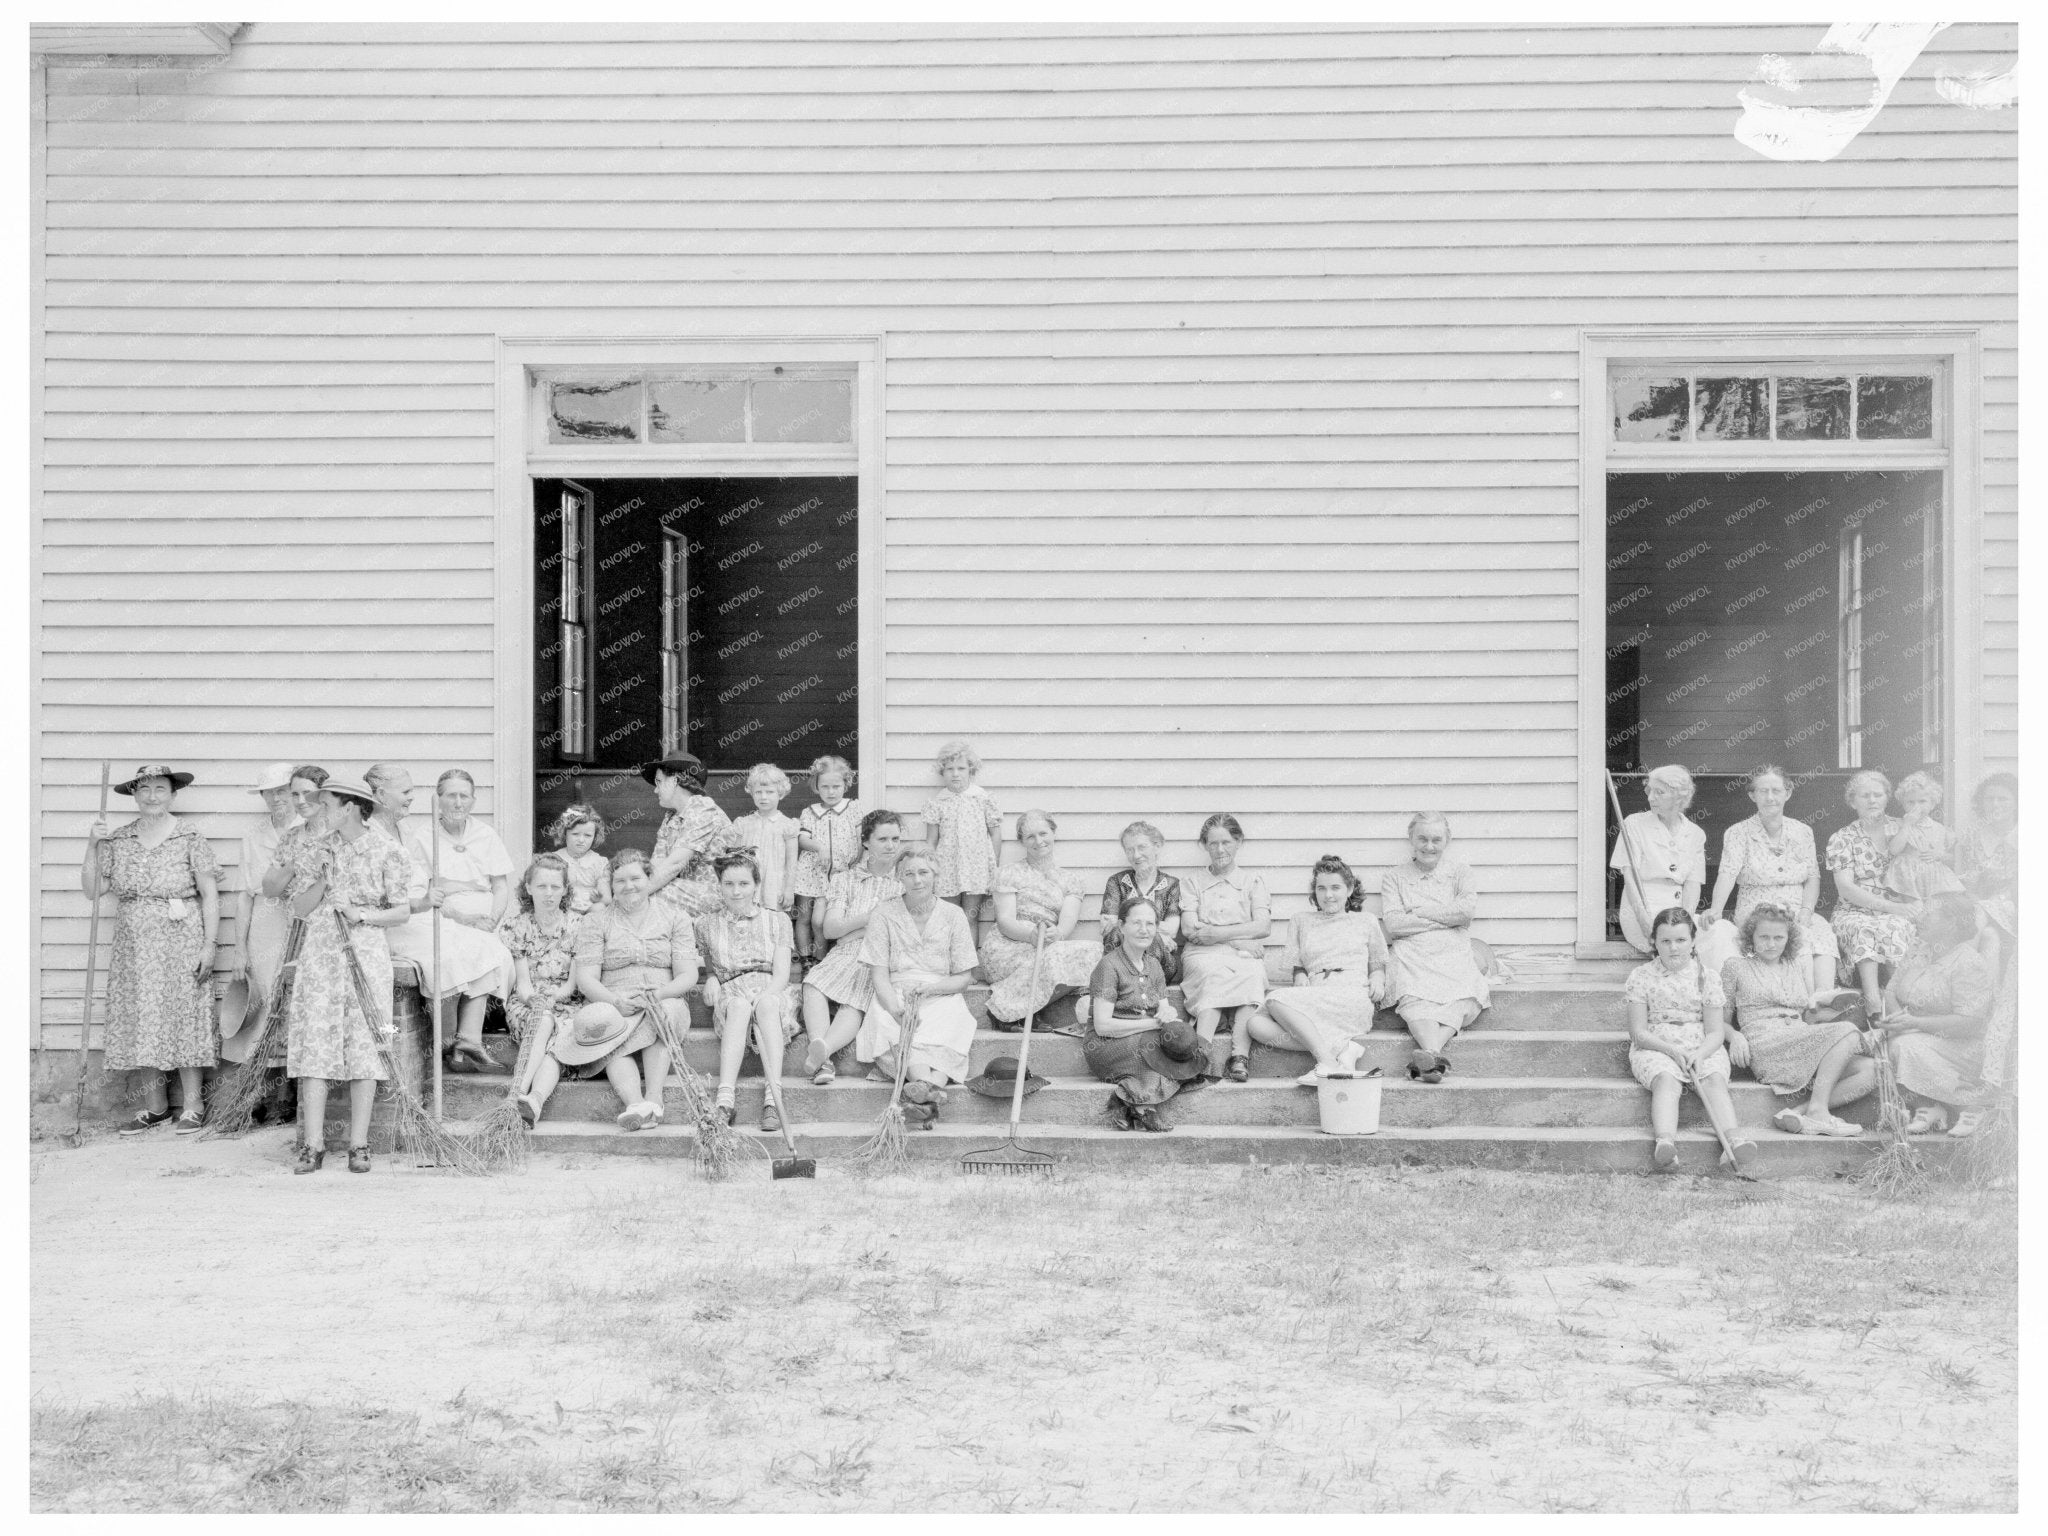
[518,848,699,1132]
[856,845,981,1128]
[1082,896,1212,1132]
[1380,812,1491,1082]
[1718,902,1873,1137]
[1870,893,1996,1136]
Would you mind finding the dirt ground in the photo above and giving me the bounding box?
[30,1128,2018,1513]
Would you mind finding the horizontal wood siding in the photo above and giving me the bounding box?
[35,24,2017,1021]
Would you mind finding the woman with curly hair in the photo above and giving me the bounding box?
[1253,854,1390,1085]
[1718,903,1872,1138]
[1827,769,1923,1017]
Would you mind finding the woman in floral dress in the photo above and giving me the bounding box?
[83,764,222,1136]
[270,777,414,1174]
[1380,811,1491,1084]
[1950,772,2018,1138]
[1698,764,1840,991]
[1872,894,1997,1136]
[644,753,740,920]
[1179,813,1273,1079]
[695,852,799,1131]
[1717,903,1871,1137]
[799,810,906,1084]
[981,810,1100,1030]
[500,853,581,1044]
[1827,769,1923,1016]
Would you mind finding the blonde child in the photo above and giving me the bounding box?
[1883,770,1965,904]
[547,803,611,916]
[794,755,864,960]
[731,763,801,914]
[1624,907,1757,1175]
[921,739,1001,937]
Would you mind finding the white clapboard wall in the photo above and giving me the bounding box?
[33,24,2018,1032]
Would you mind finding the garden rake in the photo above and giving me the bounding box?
[961,924,1056,1176]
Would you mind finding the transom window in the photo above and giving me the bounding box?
[545,371,854,448]
[1612,369,1938,445]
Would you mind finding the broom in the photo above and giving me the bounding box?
[331,907,499,1174]
[1857,1021,1930,1197]
[848,984,924,1176]
[647,987,760,1179]
[202,909,310,1141]
[461,998,554,1171]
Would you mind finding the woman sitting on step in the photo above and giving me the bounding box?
[1083,896,1212,1132]
[520,848,697,1133]
[798,810,906,1085]
[1869,893,1996,1137]
[980,810,1100,1032]
[1252,854,1390,1086]
[1625,907,1756,1175]
[695,851,799,1133]
[1380,812,1491,1083]
[1180,813,1273,1081]
[1717,902,1871,1138]
[856,845,981,1129]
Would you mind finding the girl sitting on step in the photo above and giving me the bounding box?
[1624,907,1757,1175]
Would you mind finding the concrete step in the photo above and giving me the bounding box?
[460,1117,1947,1176]
[461,1026,1635,1082]
[446,1070,1853,1132]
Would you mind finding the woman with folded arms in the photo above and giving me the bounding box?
[1381,812,1490,1083]
[798,810,906,1085]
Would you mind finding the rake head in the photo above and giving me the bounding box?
[959,1140,1056,1176]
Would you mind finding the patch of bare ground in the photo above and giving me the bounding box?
[30,1130,2017,1512]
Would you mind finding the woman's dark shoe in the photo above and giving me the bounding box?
[987,1015,1026,1034]
[293,1145,325,1175]
[1407,1050,1449,1084]
[1131,1104,1170,1133]
[446,1039,493,1073]
[759,1096,782,1134]
[714,1103,735,1128]
[347,1145,372,1174]
[118,1108,175,1137]
[1225,1054,1250,1083]
[901,1080,943,1130]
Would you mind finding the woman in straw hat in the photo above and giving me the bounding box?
[521,848,699,1132]
[219,764,326,1122]
[82,764,222,1136]
[266,776,413,1173]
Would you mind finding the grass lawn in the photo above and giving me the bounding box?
[30,1130,2016,1512]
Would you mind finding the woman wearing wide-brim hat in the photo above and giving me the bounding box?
[82,764,223,1136]
[266,776,413,1173]
[642,753,740,921]
[521,847,698,1132]
[221,765,321,1102]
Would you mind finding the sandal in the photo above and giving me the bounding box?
[1225,1054,1250,1083]
[347,1145,371,1174]
[293,1144,325,1175]
[811,1059,837,1087]
[1773,1107,1819,1136]
[1651,1138,1678,1172]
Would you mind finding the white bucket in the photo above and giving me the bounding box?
[1315,1072,1382,1136]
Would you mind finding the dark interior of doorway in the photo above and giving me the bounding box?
[532,476,858,855]
[1603,469,1943,936]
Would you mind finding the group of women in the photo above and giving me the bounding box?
[76,746,2019,1165]
[1612,763,2019,1162]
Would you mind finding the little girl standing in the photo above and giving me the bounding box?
[731,763,801,915]
[547,803,611,916]
[794,755,864,960]
[1624,908,1757,1176]
[922,739,1001,938]
[1883,770,1965,904]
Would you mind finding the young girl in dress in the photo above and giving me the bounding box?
[794,755,863,961]
[921,739,1001,940]
[500,853,582,1045]
[730,763,801,916]
[695,852,799,1132]
[547,803,611,916]
[1883,771,1965,904]
[1624,908,1756,1175]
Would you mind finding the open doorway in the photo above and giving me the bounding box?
[1604,469,1943,935]
[531,476,858,851]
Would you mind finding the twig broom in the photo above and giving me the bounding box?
[649,990,760,1180]
[1857,1026,1931,1197]
[201,914,307,1141]
[848,986,923,1176]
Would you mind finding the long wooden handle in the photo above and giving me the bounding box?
[429,813,444,1119]
[72,760,112,1130]
[1604,769,1656,946]
[1008,925,1048,1136]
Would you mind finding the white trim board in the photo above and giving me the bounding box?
[1575,326,1983,958]
[493,335,886,870]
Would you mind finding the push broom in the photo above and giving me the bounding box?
[961,925,1056,1176]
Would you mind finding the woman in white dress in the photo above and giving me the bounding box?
[1252,855,1391,1085]
[856,845,981,1129]
[1610,764,1707,954]
[364,762,514,1073]
[1381,811,1491,1083]
[1179,813,1273,1082]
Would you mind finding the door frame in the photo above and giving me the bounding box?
[1575,326,1983,956]
[493,335,885,867]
